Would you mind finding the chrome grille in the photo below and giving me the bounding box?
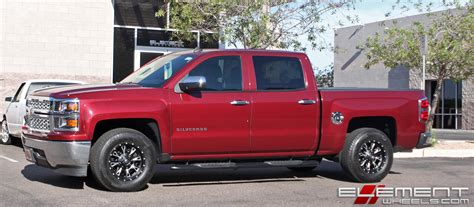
[27,116,50,131]
[27,98,51,112]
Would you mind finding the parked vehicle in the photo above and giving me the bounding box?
[22,50,431,191]
[1,80,85,144]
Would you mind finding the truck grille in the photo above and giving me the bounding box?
[26,116,50,131]
[27,98,51,112]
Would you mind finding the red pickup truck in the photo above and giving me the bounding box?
[22,50,431,191]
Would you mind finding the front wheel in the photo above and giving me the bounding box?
[0,120,11,145]
[340,128,393,183]
[90,128,157,192]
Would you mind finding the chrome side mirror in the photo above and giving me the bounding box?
[4,97,12,102]
[179,76,206,92]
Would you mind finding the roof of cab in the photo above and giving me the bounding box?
[175,49,306,56]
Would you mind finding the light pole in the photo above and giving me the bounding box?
[421,30,446,90]
[421,34,427,91]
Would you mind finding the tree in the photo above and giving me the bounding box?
[157,0,358,50]
[361,5,473,132]
[315,65,334,87]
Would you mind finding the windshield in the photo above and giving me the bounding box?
[121,54,196,87]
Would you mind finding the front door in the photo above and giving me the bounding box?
[249,56,320,152]
[6,83,26,136]
[169,55,251,155]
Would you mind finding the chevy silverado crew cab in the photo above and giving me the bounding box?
[22,50,431,191]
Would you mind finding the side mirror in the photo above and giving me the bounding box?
[179,76,206,92]
[4,97,12,102]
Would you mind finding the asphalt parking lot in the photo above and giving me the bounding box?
[1,141,473,207]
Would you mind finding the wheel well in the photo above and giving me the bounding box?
[347,116,397,146]
[92,118,161,153]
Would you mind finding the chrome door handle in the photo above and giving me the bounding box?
[230,100,250,106]
[298,99,316,105]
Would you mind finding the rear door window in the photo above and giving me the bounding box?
[252,56,305,91]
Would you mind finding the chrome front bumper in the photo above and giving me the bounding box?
[416,132,432,148]
[22,135,90,177]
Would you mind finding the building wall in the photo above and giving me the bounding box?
[0,0,114,113]
[462,78,474,130]
[334,10,473,130]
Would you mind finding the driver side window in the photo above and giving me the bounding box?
[188,56,242,91]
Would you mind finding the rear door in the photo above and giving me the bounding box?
[249,55,320,152]
[169,55,252,155]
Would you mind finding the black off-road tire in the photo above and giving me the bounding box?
[90,128,157,192]
[0,119,12,145]
[339,128,393,183]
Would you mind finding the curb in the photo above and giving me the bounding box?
[395,148,474,158]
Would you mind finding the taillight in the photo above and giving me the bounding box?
[418,97,430,122]
[420,99,429,109]
[420,111,429,121]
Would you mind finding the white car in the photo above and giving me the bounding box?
[1,79,85,144]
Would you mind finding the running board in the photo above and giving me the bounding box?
[170,159,319,170]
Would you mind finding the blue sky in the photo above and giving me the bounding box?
[295,0,465,71]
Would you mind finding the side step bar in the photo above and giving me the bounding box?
[170,159,319,170]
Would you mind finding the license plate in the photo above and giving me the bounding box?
[24,147,35,162]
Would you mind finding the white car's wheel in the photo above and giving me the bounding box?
[0,120,11,145]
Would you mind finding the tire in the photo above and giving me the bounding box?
[339,128,393,183]
[0,119,12,145]
[90,128,157,192]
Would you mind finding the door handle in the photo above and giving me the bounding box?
[298,99,316,105]
[230,100,250,106]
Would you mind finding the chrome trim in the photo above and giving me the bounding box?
[418,97,430,123]
[230,100,250,105]
[26,96,80,133]
[330,112,344,125]
[22,135,90,177]
[298,99,316,105]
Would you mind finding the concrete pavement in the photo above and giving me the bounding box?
[1,143,473,206]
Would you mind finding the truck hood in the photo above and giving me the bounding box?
[32,83,144,98]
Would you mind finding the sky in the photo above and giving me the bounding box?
[291,0,466,71]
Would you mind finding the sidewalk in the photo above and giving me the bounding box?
[395,140,474,158]
[432,129,474,141]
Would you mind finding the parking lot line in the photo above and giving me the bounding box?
[0,155,19,163]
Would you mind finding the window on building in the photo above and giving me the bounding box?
[253,56,305,90]
[188,56,243,91]
[425,80,463,129]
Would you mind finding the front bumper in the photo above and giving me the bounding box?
[22,135,90,177]
[416,132,432,148]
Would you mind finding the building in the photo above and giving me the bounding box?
[334,10,473,130]
[0,0,219,112]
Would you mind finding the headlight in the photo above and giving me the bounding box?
[52,115,79,130]
[52,99,80,131]
[53,99,80,113]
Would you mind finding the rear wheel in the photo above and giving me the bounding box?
[90,128,156,192]
[340,128,393,183]
[0,120,11,145]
